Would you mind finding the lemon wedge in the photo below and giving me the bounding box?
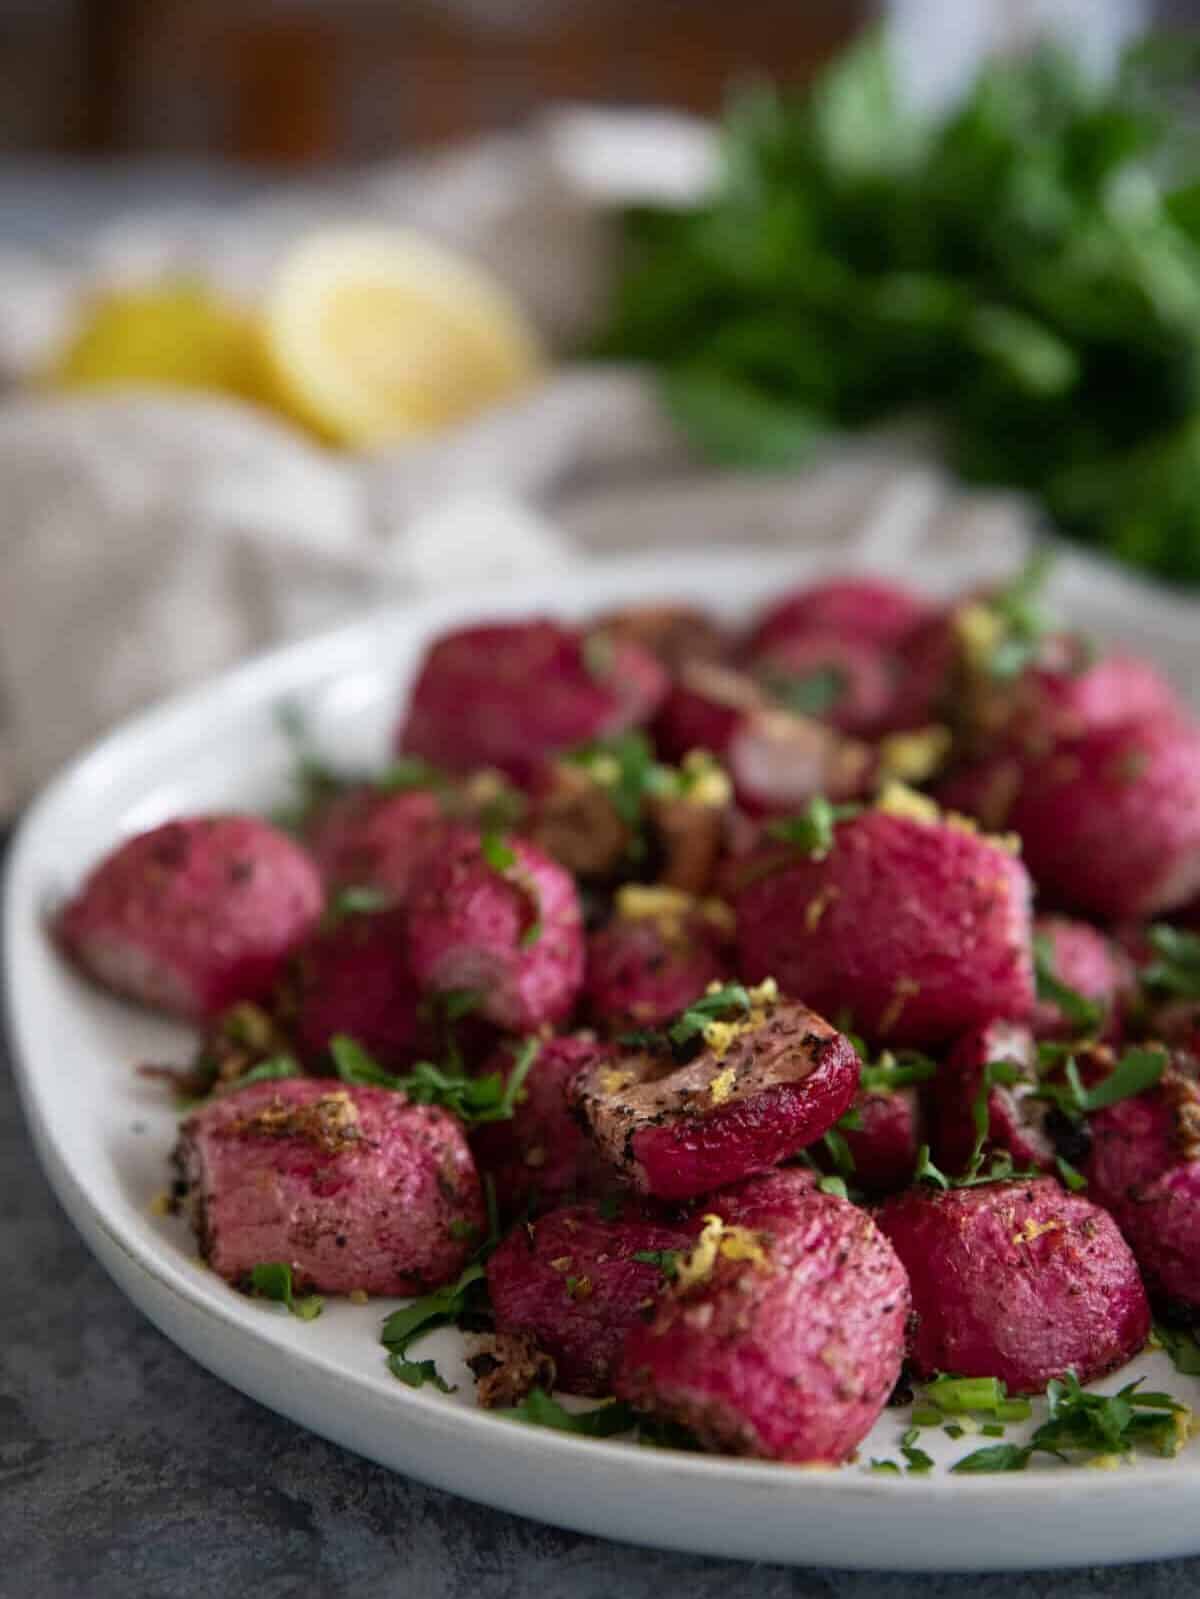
[256,227,545,447]
[45,282,260,400]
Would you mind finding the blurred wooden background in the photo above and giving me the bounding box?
[4,0,867,163]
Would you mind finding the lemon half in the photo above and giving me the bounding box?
[45,282,260,401]
[257,227,545,447]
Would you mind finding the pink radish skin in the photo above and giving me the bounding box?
[932,1020,1053,1178]
[291,909,432,1072]
[487,1202,694,1395]
[585,909,729,1035]
[175,1077,483,1296]
[1010,717,1200,920]
[877,1178,1151,1394]
[397,620,667,783]
[405,826,584,1032]
[748,577,931,655]
[617,1173,910,1463]
[1085,1065,1200,1315]
[736,810,1036,1048]
[471,1037,621,1217]
[1031,915,1132,1041]
[59,815,322,1022]
[304,786,447,902]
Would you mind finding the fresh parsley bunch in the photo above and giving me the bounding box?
[594,32,1200,586]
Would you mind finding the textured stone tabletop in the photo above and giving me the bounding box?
[3,826,1200,1599]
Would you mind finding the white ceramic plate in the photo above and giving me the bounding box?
[7,545,1200,1572]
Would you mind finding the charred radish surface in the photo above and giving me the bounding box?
[571,983,860,1201]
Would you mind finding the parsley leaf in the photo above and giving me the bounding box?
[1034,1045,1167,1119]
[1155,1323,1200,1377]
[330,1035,406,1089]
[324,884,391,922]
[981,550,1058,681]
[380,1261,488,1363]
[951,1369,1191,1473]
[497,1389,635,1437]
[765,666,846,718]
[951,1443,1032,1474]
[1034,932,1105,1034]
[481,830,517,873]
[632,1248,681,1281]
[1055,1154,1088,1192]
[388,1355,456,1393]
[901,1443,935,1475]
[1141,923,1200,1000]
[374,756,447,794]
[249,1262,323,1321]
[623,987,753,1056]
[913,1143,951,1189]
[822,1125,857,1177]
[331,1034,540,1125]
[817,1175,850,1200]
[766,796,860,859]
[858,1049,937,1093]
[175,1052,303,1110]
[273,702,346,831]
[564,731,673,830]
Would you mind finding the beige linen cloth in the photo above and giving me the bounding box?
[0,106,1182,818]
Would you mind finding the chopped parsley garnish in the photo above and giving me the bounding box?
[1140,923,1200,1000]
[766,796,861,859]
[1033,1045,1168,1120]
[924,1375,1007,1415]
[867,1458,902,1475]
[632,1248,682,1281]
[634,1415,704,1452]
[900,1442,935,1474]
[374,756,447,794]
[389,1357,456,1393]
[564,730,673,830]
[979,549,1058,682]
[858,1049,938,1093]
[913,1143,950,1190]
[331,1034,540,1125]
[273,702,346,832]
[380,1260,488,1373]
[1033,933,1106,1034]
[910,1405,943,1428]
[249,1262,323,1321]
[1055,1154,1088,1192]
[481,829,517,873]
[950,1442,1030,1473]
[914,1058,1034,1189]
[821,1125,856,1178]
[497,1389,634,1437]
[951,1371,1190,1472]
[1156,1323,1200,1376]
[325,884,391,922]
[817,1175,850,1200]
[765,666,845,719]
[668,984,752,1048]
[624,984,758,1058]
[441,988,482,1024]
[330,1035,406,1089]
[174,1052,302,1110]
